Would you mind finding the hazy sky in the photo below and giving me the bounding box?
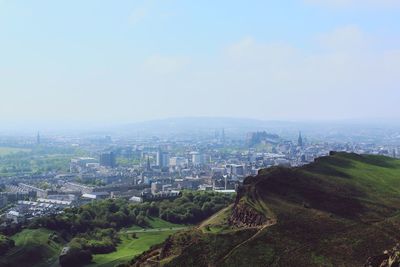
[0,0,399,125]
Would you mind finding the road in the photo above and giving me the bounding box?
[122,226,188,233]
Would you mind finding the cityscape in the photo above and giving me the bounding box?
[2,120,400,226]
[1,0,400,266]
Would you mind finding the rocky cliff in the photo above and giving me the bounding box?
[365,244,400,267]
[228,202,266,227]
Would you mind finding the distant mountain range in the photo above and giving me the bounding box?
[1,117,400,140]
[112,117,400,142]
[118,117,299,137]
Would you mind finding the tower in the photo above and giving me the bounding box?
[100,151,116,168]
[146,156,151,171]
[298,131,303,147]
[156,149,169,168]
[36,132,41,145]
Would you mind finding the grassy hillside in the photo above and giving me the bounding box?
[0,218,185,267]
[88,231,176,267]
[0,229,63,267]
[132,152,400,267]
[88,217,187,267]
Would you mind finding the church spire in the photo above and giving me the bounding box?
[298,131,303,147]
[36,132,41,145]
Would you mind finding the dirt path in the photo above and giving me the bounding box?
[220,218,277,263]
[198,205,232,229]
[122,226,187,233]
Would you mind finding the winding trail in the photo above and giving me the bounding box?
[220,218,277,263]
[122,226,188,233]
[198,205,232,229]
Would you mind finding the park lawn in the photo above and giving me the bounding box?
[121,217,184,232]
[0,147,30,156]
[88,230,176,267]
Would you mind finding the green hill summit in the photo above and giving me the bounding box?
[131,152,400,267]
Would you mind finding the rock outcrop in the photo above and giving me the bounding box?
[365,244,400,267]
[228,203,266,227]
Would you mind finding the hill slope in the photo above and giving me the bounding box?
[0,229,63,267]
[131,152,400,267]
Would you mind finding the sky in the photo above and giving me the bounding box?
[0,0,399,126]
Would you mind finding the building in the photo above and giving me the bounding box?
[100,152,116,168]
[129,196,143,203]
[70,157,97,172]
[0,194,7,208]
[151,181,164,194]
[36,132,41,145]
[169,157,187,168]
[228,164,245,176]
[6,210,23,223]
[18,183,48,198]
[82,192,109,200]
[63,182,93,194]
[156,150,169,168]
[191,152,204,166]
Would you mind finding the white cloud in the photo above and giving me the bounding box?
[128,6,148,26]
[304,0,400,8]
[220,26,398,96]
[128,25,400,120]
[142,54,190,75]
[317,25,370,52]
[2,24,398,122]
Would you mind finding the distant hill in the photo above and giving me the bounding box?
[118,117,294,137]
[131,152,400,267]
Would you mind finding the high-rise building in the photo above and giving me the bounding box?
[36,132,41,145]
[100,152,116,168]
[146,156,151,171]
[156,149,169,168]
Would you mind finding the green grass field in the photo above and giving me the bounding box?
[0,218,186,267]
[85,217,186,267]
[121,217,185,232]
[0,147,30,156]
[0,229,62,267]
[88,230,176,267]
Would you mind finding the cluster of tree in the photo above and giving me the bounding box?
[30,198,149,235]
[0,146,86,175]
[0,234,14,255]
[59,246,92,267]
[157,191,233,224]
[31,191,233,234]
[28,191,233,266]
[70,228,120,254]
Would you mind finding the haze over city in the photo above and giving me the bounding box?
[1,0,399,128]
[2,1,400,267]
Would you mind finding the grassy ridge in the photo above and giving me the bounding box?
[137,153,400,267]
